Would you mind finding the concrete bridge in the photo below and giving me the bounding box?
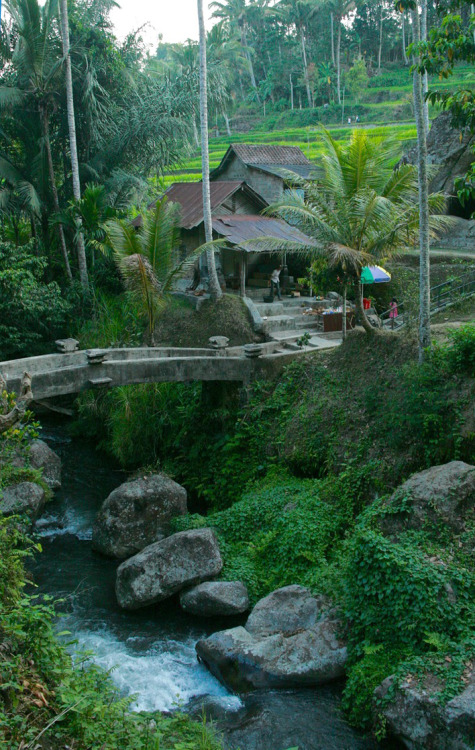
[0,337,339,402]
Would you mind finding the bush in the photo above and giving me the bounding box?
[344,529,475,650]
[0,240,72,359]
[446,323,475,373]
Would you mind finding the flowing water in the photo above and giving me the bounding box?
[29,425,395,750]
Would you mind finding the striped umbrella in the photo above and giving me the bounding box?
[361,265,391,284]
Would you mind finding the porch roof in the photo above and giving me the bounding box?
[212,215,317,252]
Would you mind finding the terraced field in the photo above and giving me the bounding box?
[162,122,418,187]
[161,65,472,188]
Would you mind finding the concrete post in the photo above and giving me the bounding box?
[208,336,230,357]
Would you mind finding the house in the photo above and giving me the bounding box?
[133,180,315,295]
[210,144,315,204]
[133,145,317,296]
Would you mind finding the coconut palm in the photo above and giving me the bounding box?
[267,127,450,333]
[3,0,73,280]
[59,0,88,290]
[409,3,431,362]
[101,197,223,340]
[198,0,223,301]
[210,0,260,101]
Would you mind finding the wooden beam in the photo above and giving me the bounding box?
[240,251,246,297]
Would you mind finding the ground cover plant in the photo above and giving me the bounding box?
[72,324,475,738]
[0,393,223,750]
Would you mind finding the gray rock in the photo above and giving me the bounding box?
[28,439,61,490]
[92,474,187,559]
[381,460,475,535]
[402,111,475,197]
[196,586,347,692]
[246,584,319,636]
[375,673,475,749]
[180,581,249,617]
[0,482,46,522]
[115,528,223,610]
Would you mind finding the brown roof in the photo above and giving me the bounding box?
[212,215,317,253]
[231,144,312,166]
[132,181,247,231]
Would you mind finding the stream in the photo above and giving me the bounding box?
[29,424,398,750]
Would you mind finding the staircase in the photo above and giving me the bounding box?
[254,297,341,350]
[380,269,475,330]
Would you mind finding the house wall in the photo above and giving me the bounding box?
[215,157,284,205]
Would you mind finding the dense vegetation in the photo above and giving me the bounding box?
[1,0,475,745]
[73,324,475,735]
[0,402,222,749]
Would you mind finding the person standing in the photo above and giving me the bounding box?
[270,265,283,300]
[389,297,399,328]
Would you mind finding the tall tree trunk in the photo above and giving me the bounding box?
[342,282,347,340]
[420,0,430,134]
[378,4,383,73]
[300,27,312,108]
[330,12,335,65]
[402,12,409,65]
[355,280,374,334]
[411,6,431,361]
[60,0,88,291]
[223,112,232,136]
[40,106,73,282]
[336,18,342,104]
[198,0,222,302]
[241,24,260,101]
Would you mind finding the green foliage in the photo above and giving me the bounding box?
[344,529,475,650]
[0,240,71,359]
[345,58,369,102]
[0,485,222,749]
[343,645,409,730]
[76,291,145,349]
[446,323,475,374]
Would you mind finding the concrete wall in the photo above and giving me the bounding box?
[215,157,284,205]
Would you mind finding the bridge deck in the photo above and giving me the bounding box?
[0,343,332,401]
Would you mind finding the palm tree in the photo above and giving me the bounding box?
[267,128,449,334]
[410,3,431,361]
[198,0,223,301]
[211,0,260,101]
[4,0,73,281]
[276,0,317,108]
[101,197,222,340]
[59,0,88,290]
[329,0,355,105]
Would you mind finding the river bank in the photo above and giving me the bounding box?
[28,423,389,750]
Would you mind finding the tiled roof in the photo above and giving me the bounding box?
[131,181,245,230]
[231,144,312,166]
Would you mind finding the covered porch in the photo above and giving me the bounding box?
[212,215,316,297]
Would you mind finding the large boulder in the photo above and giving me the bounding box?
[402,111,475,197]
[115,528,222,610]
[380,461,475,536]
[92,474,187,558]
[375,673,475,749]
[23,439,61,490]
[196,585,347,692]
[0,482,46,522]
[180,581,249,617]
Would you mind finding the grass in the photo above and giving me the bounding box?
[160,62,473,189]
[154,294,261,347]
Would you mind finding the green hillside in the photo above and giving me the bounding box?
[162,64,472,188]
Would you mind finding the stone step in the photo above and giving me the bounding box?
[255,302,285,317]
[263,315,298,332]
[269,330,341,350]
